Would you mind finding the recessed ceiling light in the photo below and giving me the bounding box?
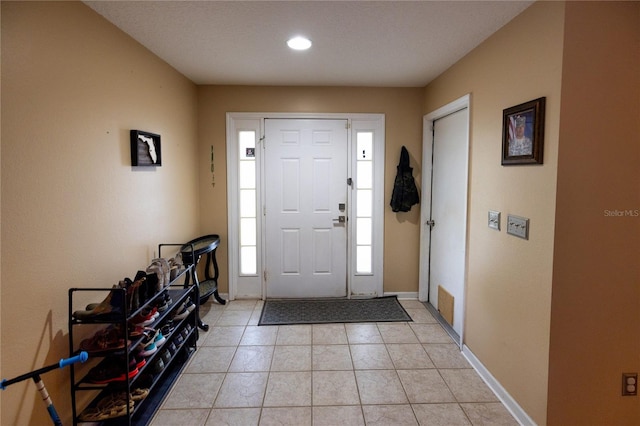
[287,36,312,51]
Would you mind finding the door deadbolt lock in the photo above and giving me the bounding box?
[333,216,346,223]
[339,203,346,211]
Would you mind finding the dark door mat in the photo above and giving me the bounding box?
[258,296,412,326]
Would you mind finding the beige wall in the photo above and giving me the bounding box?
[423,2,565,423]
[197,86,425,295]
[1,2,199,424]
[548,2,640,425]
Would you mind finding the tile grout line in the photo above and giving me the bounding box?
[152,300,518,425]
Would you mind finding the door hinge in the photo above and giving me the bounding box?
[263,270,268,281]
[345,122,351,129]
[263,206,266,216]
[426,219,435,229]
[347,177,353,186]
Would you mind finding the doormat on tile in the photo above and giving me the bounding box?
[258,296,412,326]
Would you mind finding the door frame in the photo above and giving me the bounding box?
[418,94,471,346]
[226,112,385,301]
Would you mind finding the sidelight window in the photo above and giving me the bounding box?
[238,130,257,275]
[355,131,373,274]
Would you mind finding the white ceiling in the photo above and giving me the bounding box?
[84,1,533,87]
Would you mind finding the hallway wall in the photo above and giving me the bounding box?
[1,3,200,424]
[422,2,565,423]
[423,2,640,424]
[548,2,640,424]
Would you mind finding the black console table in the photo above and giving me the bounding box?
[180,234,226,331]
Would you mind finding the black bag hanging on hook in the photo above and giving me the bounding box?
[390,146,420,212]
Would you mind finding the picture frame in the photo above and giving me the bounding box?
[501,97,545,165]
[130,130,162,166]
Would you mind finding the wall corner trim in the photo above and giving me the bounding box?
[462,344,537,426]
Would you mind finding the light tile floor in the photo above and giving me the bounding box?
[150,299,518,426]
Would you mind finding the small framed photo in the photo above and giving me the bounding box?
[501,97,545,165]
[131,130,162,166]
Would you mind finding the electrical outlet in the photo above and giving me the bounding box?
[488,211,501,230]
[507,214,529,239]
[622,373,638,396]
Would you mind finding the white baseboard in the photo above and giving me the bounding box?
[462,345,536,426]
[384,291,419,299]
[224,293,421,301]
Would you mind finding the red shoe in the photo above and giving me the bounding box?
[130,307,159,326]
[86,357,139,384]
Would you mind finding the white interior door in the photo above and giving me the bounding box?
[420,102,469,342]
[264,119,348,298]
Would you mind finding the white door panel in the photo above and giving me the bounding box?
[265,119,348,298]
[425,105,469,341]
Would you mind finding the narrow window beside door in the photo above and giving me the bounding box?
[356,131,373,274]
[239,130,257,275]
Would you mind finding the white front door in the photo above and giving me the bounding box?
[264,119,348,298]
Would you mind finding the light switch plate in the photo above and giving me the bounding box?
[507,214,529,239]
[488,211,500,230]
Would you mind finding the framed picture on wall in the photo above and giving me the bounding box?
[131,130,162,166]
[501,97,545,165]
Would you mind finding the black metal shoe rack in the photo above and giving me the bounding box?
[67,252,199,425]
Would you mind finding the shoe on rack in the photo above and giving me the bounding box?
[181,327,190,342]
[150,357,165,375]
[156,258,171,287]
[146,263,164,293]
[169,254,184,280]
[73,286,125,322]
[86,357,138,384]
[136,329,158,357]
[160,322,175,339]
[79,397,134,422]
[174,331,184,346]
[171,303,191,321]
[79,326,129,356]
[131,387,150,402]
[147,258,170,290]
[97,387,149,408]
[130,307,159,327]
[135,373,154,389]
[155,295,170,313]
[122,276,147,313]
[143,272,159,301]
[154,291,173,312]
[167,341,178,357]
[128,324,145,338]
[150,327,166,348]
[164,291,174,307]
[110,354,145,373]
[136,342,157,358]
[133,270,151,305]
[123,353,146,371]
[159,348,171,366]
